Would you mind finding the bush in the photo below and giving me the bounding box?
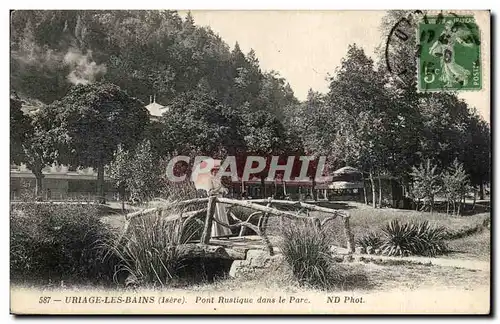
[279,220,341,289]
[10,203,115,283]
[356,232,383,249]
[380,220,447,257]
[108,211,194,288]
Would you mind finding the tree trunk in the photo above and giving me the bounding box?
[362,176,368,205]
[446,199,449,215]
[378,175,382,208]
[260,177,265,198]
[312,178,317,201]
[472,188,477,211]
[33,168,44,200]
[479,181,484,200]
[369,170,376,208]
[96,163,105,204]
[120,185,126,212]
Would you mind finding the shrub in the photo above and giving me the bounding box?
[10,203,115,283]
[356,232,383,249]
[380,220,447,257]
[108,211,194,288]
[279,220,341,289]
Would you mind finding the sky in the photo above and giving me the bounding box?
[185,10,490,122]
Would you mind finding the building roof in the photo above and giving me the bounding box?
[328,181,364,189]
[332,166,362,175]
[145,101,168,118]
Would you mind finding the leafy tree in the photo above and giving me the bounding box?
[242,109,291,194]
[257,71,298,120]
[10,94,57,199]
[460,110,490,200]
[441,159,470,215]
[410,159,441,213]
[126,140,163,203]
[107,144,130,210]
[46,83,149,203]
[10,95,30,163]
[161,90,246,159]
[326,44,394,207]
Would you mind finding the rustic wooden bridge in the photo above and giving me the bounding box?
[120,196,355,261]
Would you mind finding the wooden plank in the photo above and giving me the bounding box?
[200,196,217,244]
[342,217,356,254]
[217,197,310,220]
[151,197,209,208]
[176,243,246,260]
[126,207,158,220]
[126,198,210,220]
[250,199,349,218]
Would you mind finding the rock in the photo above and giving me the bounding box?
[229,260,244,278]
[366,246,374,255]
[374,248,381,255]
[229,249,283,278]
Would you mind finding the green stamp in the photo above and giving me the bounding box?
[418,15,481,91]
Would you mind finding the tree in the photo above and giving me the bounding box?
[410,159,441,213]
[107,144,130,210]
[441,159,470,216]
[242,109,291,196]
[47,83,149,203]
[326,44,394,207]
[460,110,490,200]
[10,95,57,199]
[161,90,246,159]
[10,95,30,163]
[257,71,298,120]
[125,140,163,203]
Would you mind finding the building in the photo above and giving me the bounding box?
[10,163,117,201]
[145,95,168,120]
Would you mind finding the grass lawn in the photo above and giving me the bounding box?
[445,230,491,261]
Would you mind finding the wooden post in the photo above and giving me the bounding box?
[342,216,355,254]
[201,195,217,244]
[259,198,274,256]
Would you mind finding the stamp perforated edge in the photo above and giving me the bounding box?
[415,10,486,94]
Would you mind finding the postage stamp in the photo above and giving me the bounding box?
[417,15,482,91]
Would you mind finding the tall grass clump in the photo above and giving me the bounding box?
[279,220,340,289]
[380,220,447,257]
[109,208,196,287]
[356,232,383,250]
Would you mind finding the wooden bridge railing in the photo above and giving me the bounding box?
[121,196,355,256]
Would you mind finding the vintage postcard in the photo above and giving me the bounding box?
[9,10,491,315]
